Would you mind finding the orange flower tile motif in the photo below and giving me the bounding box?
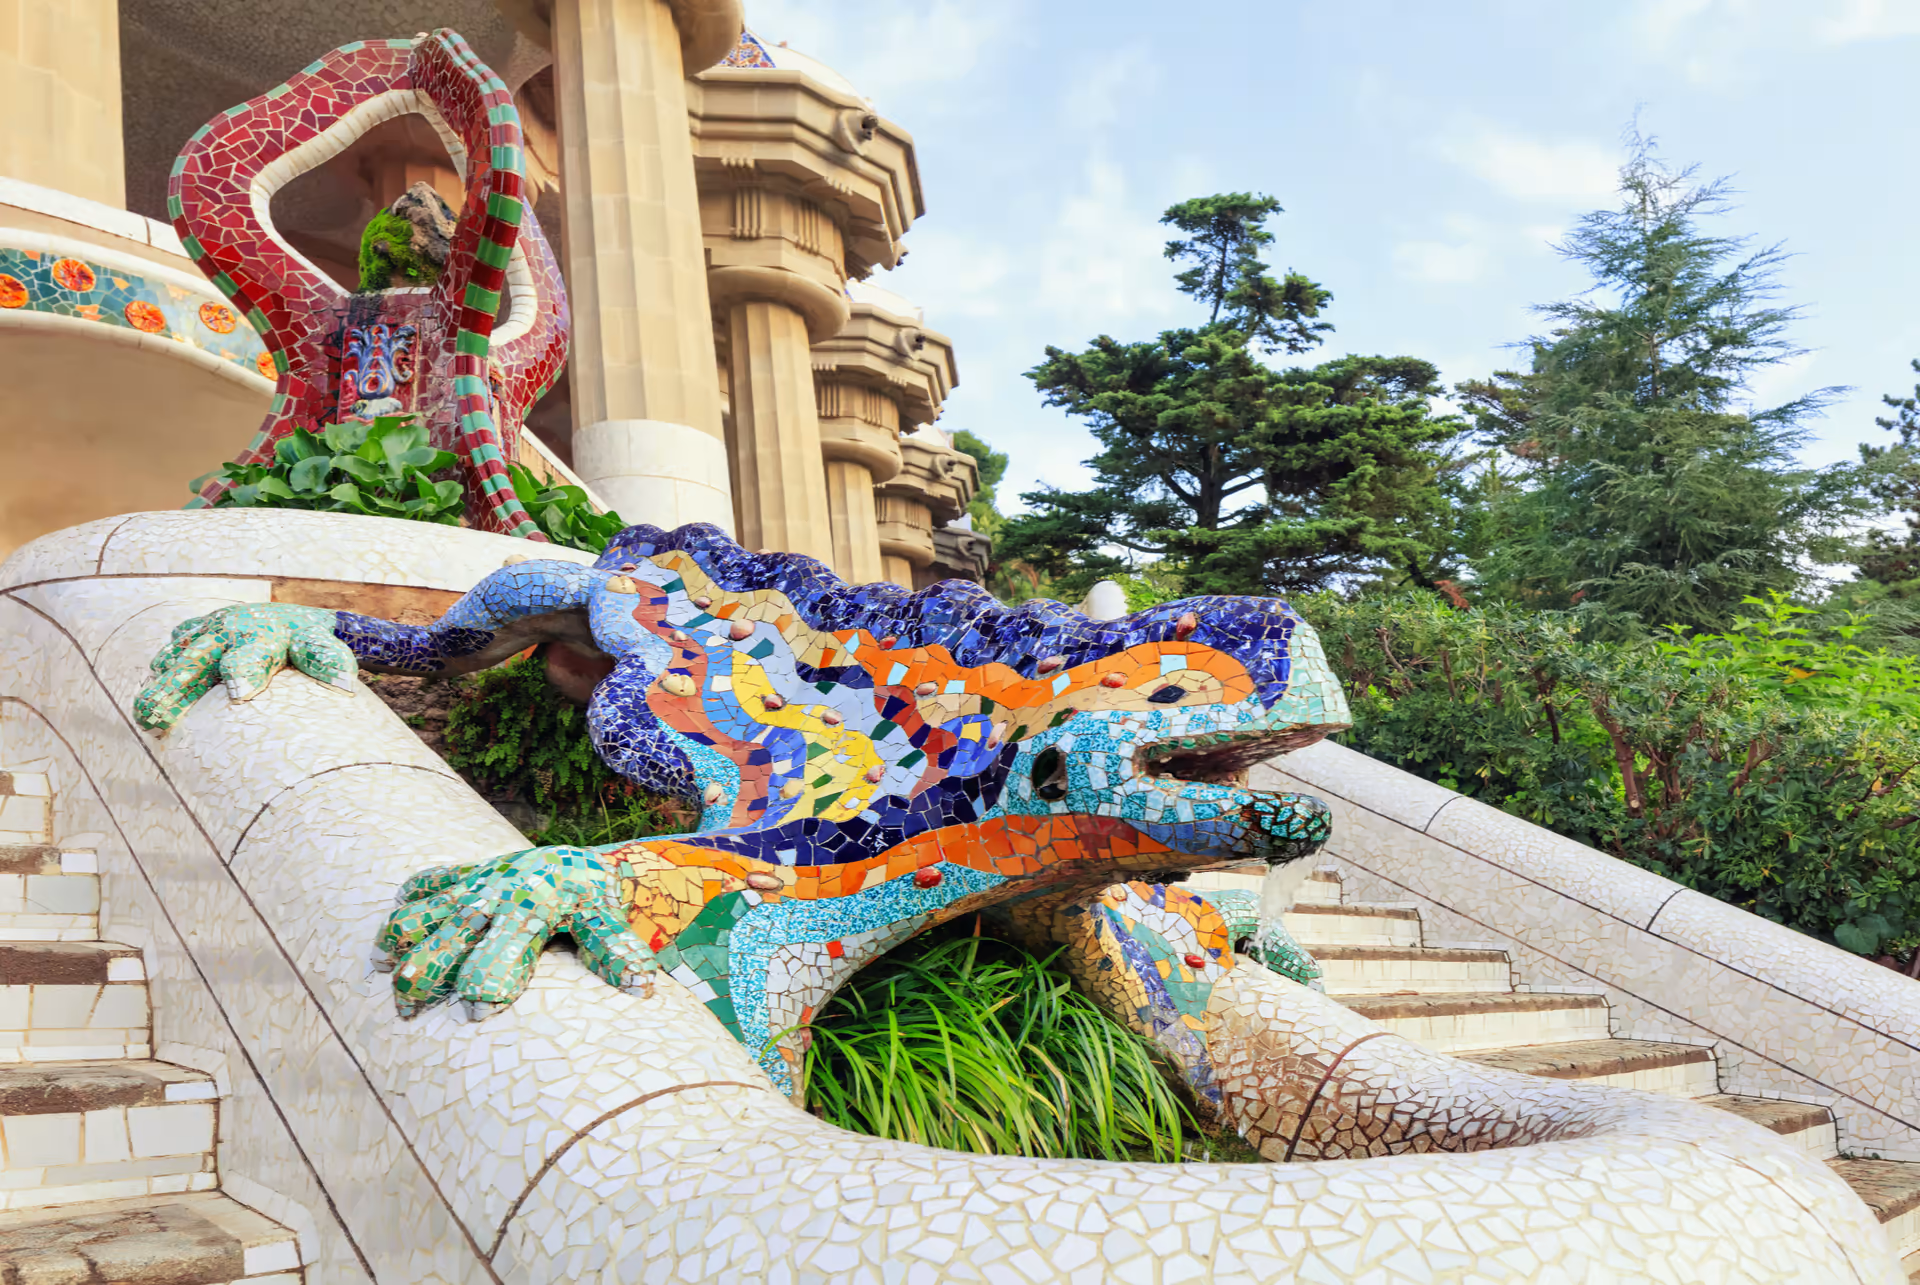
[0,242,269,373]
[199,301,237,333]
[123,299,167,333]
[50,258,95,293]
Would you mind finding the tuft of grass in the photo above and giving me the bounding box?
[531,791,694,848]
[801,927,1213,1163]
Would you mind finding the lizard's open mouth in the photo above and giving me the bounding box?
[1133,726,1333,786]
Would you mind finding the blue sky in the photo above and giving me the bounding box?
[745,0,1920,514]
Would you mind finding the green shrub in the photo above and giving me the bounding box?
[803,927,1214,1162]
[441,654,691,838]
[506,462,627,554]
[1303,592,1920,961]
[205,417,463,523]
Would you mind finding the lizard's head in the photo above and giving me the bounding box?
[988,601,1347,867]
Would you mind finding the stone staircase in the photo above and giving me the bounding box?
[1279,868,1920,1279]
[0,767,302,1284]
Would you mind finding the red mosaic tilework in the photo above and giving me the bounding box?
[171,29,568,539]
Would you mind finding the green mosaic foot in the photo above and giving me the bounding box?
[377,846,657,1020]
[1195,887,1324,988]
[134,603,356,731]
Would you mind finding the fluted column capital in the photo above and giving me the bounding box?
[496,0,744,73]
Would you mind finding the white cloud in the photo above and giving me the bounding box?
[1393,238,1488,284]
[1522,224,1567,251]
[885,227,1014,320]
[1439,126,1620,201]
[1061,45,1157,133]
[1817,0,1920,42]
[1741,349,1821,413]
[1630,0,1920,86]
[739,0,1024,106]
[1033,155,1172,331]
[1634,0,1718,50]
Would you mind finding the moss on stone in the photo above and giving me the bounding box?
[357,208,440,292]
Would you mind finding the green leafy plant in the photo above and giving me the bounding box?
[506,462,627,554]
[802,927,1211,1162]
[1304,591,1920,967]
[206,417,463,523]
[442,654,692,833]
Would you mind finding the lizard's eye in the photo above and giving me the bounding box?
[1148,683,1185,704]
[1031,747,1069,801]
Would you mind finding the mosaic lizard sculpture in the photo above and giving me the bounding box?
[168,29,568,539]
[134,526,1347,1109]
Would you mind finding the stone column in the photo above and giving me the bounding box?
[724,296,836,560]
[877,430,980,590]
[811,291,959,588]
[550,0,738,530]
[0,0,124,206]
[876,492,934,589]
[689,60,920,565]
[816,379,902,585]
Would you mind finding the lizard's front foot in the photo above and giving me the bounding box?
[135,603,356,731]
[377,846,656,1020]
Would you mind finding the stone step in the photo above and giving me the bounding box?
[0,943,150,1064]
[1185,867,1347,906]
[0,845,100,942]
[1695,1094,1838,1160]
[0,1061,220,1212]
[1284,902,1423,948]
[0,1191,302,1284]
[1296,869,1344,906]
[0,771,53,848]
[1465,1037,1718,1096]
[1342,991,1610,1053]
[1830,1158,1920,1259]
[1310,945,1512,996]
[1903,1247,1918,1283]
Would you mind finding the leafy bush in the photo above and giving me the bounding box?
[1303,592,1920,963]
[442,654,692,835]
[206,417,463,523]
[506,462,627,554]
[803,927,1220,1161]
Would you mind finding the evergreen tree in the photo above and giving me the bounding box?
[998,195,1463,600]
[950,428,1008,537]
[1856,361,1920,597]
[1160,194,1332,353]
[1461,139,1867,632]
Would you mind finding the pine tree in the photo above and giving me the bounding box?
[1159,194,1332,353]
[1462,139,1867,632]
[997,195,1463,600]
[1856,361,1920,596]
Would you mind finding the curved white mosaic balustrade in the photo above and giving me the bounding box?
[0,510,1901,1283]
[1262,740,1920,1165]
